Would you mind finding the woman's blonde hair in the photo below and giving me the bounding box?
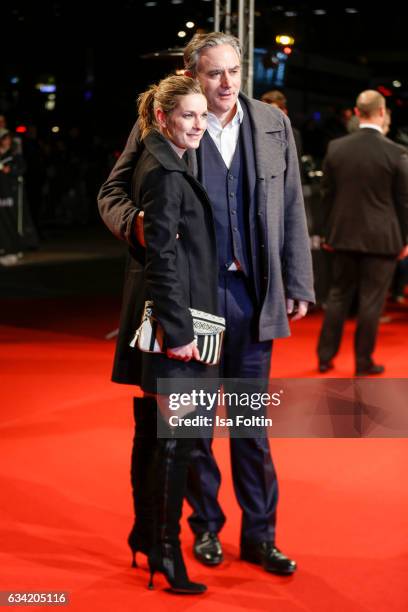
[138,74,203,140]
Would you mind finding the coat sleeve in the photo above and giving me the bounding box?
[97,122,143,248]
[393,149,408,245]
[281,114,316,303]
[320,143,336,242]
[141,169,194,348]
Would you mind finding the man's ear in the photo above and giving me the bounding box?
[354,106,361,118]
[184,70,193,78]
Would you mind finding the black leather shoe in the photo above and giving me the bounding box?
[241,542,297,575]
[193,532,223,566]
[319,361,334,373]
[355,363,385,376]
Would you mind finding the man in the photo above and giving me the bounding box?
[317,90,408,375]
[98,32,314,575]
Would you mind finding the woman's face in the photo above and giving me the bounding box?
[159,93,208,150]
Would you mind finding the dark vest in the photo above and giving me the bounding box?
[200,127,251,276]
[197,109,262,301]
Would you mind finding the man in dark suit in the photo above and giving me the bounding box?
[98,32,314,575]
[317,90,408,375]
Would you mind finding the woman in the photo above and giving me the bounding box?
[125,75,218,594]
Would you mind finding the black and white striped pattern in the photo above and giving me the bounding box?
[194,331,224,365]
[130,301,225,365]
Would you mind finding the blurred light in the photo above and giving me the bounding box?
[144,1,157,6]
[283,47,292,55]
[313,111,321,121]
[345,8,358,14]
[393,80,402,88]
[313,9,327,15]
[45,100,56,111]
[378,85,392,97]
[207,16,214,22]
[276,35,294,45]
[284,11,297,17]
[51,126,60,133]
[178,30,187,38]
[171,0,183,4]
[48,93,56,100]
[36,84,57,93]
[10,76,19,85]
[16,125,27,134]
[175,69,185,75]
[186,21,195,28]
[84,90,93,101]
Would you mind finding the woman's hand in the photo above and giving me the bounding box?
[167,340,200,362]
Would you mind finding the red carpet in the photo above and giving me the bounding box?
[1,297,407,611]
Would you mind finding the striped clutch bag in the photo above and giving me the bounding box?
[129,301,225,366]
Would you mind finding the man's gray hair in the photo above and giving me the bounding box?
[184,32,241,75]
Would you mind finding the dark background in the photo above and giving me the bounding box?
[2,1,408,147]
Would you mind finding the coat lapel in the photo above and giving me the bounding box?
[143,130,187,173]
[239,93,287,179]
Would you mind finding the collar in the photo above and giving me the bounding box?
[143,129,187,172]
[359,123,383,134]
[207,98,244,131]
[168,139,186,159]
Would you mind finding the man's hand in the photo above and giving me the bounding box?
[286,298,308,321]
[167,340,200,362]
[135,210,145,247]
[397,244,408,260]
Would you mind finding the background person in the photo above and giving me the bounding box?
[317,90,408,375]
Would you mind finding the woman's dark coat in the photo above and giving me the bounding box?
[111,130,219,389]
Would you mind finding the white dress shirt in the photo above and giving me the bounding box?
[206,99,244,169]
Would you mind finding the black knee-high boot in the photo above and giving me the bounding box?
[148,435,207,594]
[128,396,158,567]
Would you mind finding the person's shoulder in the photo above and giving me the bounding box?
[138,151,184,197]
[381,136,408,158]
[240,93,286,130]
[327,131,359,153]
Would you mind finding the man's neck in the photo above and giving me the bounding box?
[211,104,238,128]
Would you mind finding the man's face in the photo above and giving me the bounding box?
[195,44,241,120]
